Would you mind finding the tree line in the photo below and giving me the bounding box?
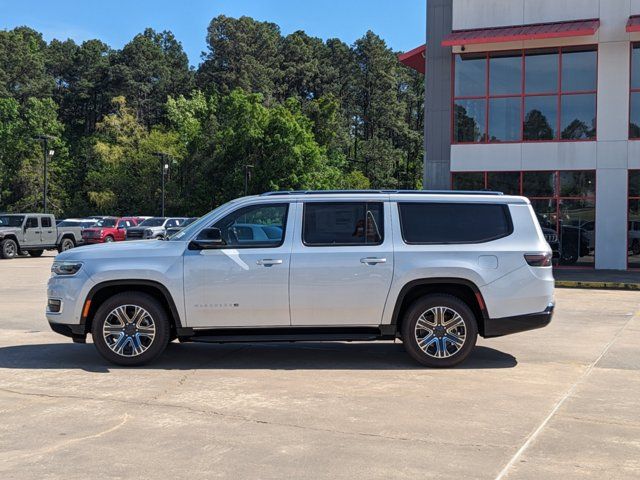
[0,16,424,217]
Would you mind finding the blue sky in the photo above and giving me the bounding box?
[0,0,426,66]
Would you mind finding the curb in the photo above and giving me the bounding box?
[555,280,640,290]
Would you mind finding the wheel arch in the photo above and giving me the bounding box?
[389,278,489,337]
[81,280,182,336]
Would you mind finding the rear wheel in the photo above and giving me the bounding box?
[91,292,170,366]
[57,237,75,253]
[28,249,44,257]
[401,294,478,368]
[0,238,18,259]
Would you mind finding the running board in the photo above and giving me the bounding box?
[180,327,391,344]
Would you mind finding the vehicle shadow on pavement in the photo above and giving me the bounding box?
[0,342,517,373]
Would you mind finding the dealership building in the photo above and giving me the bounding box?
[399,0,640,270]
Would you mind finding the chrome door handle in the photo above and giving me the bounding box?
[360,257,387,265]
[256,259,283,266]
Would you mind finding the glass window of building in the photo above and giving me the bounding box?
[629,171,640,268]
[631,44,640,139]
[453,47,597,143]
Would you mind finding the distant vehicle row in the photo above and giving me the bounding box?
[0,213,196,259]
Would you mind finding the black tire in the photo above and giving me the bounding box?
[401,294,478,368]
[28,249,44,257]
[57,237,75,253]
[91,292,170,366]
[0,238,19,259]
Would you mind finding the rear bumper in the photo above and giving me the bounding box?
[483,304,554,338]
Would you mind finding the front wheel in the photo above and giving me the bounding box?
[104,235,114,243]
[0,238,19,259]
[401,294,478,368]
[57,238,75,253]
[91,292,170,366]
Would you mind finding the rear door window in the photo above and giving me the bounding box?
[303,202,384,246]
[398,202,512,244]
[40,217,52,228]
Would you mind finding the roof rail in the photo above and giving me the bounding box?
[260,189,504,196]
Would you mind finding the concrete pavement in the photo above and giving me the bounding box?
[0,253,639,479]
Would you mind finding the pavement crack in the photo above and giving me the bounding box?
[0,387,503,449]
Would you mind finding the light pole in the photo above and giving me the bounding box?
[34,135,57,213]
[154,152,171,217]
[244,165,254,196]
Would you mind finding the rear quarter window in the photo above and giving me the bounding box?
[398,202,513,244]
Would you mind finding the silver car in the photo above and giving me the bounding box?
[46,191,555,367]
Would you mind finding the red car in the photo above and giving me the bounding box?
[81,217,140,244]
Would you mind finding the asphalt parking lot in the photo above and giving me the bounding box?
[0,253,639,479]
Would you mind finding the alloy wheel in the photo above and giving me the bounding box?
[414,306,467,359]
[102,304,156,357]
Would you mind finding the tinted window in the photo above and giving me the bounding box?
[455,54,486,97]
[0,215,24,227]
[303,203,383,246]
[559,171,595,197]
[525,50,558,93]
[489,97,521,142]
[212,203,288,248]
[25,217,38,228]
[40,217,52,228]
[561,94,596,139]
[454,99,486,142]
[398,203,512,244]
[633,45,640,90]
[452,172,485,191]
[95,218,117,227]
[523,172,557,197]
[524,95,557,140]
[489,52,521,95]
[487,172,520,195]
[630,171,640,197]
[561,48,597,92]
[139,218,165,227]
[631,92,640,139]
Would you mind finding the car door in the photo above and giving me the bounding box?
[116,219,133,240]
[289,200,394,326]
[40,216,56,245]
[23,216,41,246]
[183,202,295,328]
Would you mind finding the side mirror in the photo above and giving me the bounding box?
[188,227,224,250]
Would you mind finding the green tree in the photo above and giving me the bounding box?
[198,16,283,99]
[110,28,193,126]
[0,27,53,101]
[88,96,183,215]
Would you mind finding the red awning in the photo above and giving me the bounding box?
[442,18,600,47]
[398,44,426,74]
[627,15,640,32]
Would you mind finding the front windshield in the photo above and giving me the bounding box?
[94,218,117,227]
[169,200,239,241]
[139,218,165,227]
[0,215,24,227]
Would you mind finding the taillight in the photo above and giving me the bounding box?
[524,252,552,267]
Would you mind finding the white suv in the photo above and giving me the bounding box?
[46,191,555,367]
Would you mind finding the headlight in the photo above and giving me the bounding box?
[51,261,83,276]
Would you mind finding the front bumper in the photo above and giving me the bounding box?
[48,322,87,343]
[82,238,104,244]
[483,304,554,338]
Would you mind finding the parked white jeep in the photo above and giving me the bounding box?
[0,213,81,259]
[46,191,555,367]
